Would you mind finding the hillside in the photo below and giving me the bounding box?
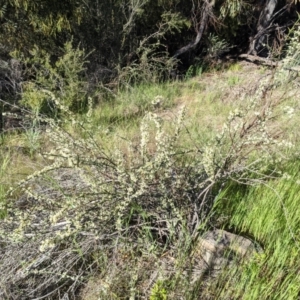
[1,1,300,299]
[0,57,300,299]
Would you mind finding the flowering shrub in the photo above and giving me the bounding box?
[1,28,299,297]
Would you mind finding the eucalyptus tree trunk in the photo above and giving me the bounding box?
[248,0,278,56]
[173,0,215,58]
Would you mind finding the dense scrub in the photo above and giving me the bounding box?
[1,0,300,115]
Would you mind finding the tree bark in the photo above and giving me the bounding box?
[248,0,278,56]
[173,0,215,58]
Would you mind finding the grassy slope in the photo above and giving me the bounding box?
[82,63,300,299]
[213,161,300,299]
[1,61,300,299]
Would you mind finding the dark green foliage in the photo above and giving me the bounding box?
[0,0,298,77]
[0,0,299,117]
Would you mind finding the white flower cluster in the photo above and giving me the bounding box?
[283,106,295,118]
[151,95,165,109]
[276,23,300,84]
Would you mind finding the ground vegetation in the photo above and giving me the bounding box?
[1,1,300,299]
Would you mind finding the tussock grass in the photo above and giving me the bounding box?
[0,152,10,218]
[93,82,182,126]
[213,160,300,299]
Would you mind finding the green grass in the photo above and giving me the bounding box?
[0,151,10,218]
[2,62,300,299]
[92,82,182,126]
[213,161,300,299]
[228,63,243,72]
[227,75,240,86]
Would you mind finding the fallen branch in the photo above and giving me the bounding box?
[238,54,280,67]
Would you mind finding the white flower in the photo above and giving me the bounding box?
[283,106,295,118]
[282,173,291,180]
[152,95,164,108]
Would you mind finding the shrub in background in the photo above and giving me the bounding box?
[14,41,89,116]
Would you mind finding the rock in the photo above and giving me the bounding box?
[80,229,262,299]
[190,229,262,282]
